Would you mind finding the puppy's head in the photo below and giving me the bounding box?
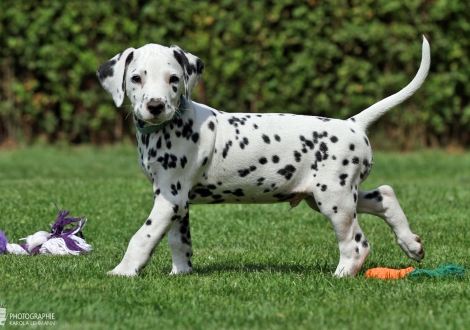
[96,44,204,125]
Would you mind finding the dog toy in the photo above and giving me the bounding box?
[366,264,465,280]
[0,204,92,255]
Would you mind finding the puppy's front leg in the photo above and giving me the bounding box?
[108,197,177,277]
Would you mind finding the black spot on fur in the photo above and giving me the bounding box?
[238,166,256,177]
[355,233,362,242]
[96,59,116,80]
[181,235,190,245]
[364,190,383,202]
[208,121,215,131]
[364,191,379,199]
[259,157,268,165]
[222,140,233,158]
[141,133,150,148]
[171,184,178,196]
[148,148,157,158]
[330,136,338,143]
[181,119,194,140]
[171,214,181,222]
[194,187,212,197]
[277,165,296,180]
[315,151,322,162]
[274,134,281,142]
[262,134,270,144]
[180,156,187,168]
[339,174,348,186]
[272,155,280,163]
[349,144,355,151]
[146,219,152,225]
[305,140,314,150]
[294,151,302,162]
[157,153,178,169]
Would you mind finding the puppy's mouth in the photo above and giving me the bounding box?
[133,113,168,128]
[134,116,150,128]
[133,106,176,126]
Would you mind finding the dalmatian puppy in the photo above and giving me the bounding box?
[96,37,430,277]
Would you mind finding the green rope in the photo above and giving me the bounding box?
[407,263,466,278]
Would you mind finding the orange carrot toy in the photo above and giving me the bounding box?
[366,267,415,279]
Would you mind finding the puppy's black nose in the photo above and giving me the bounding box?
[147,99,165,115]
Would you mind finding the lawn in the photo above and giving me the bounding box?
[0,146,469,329]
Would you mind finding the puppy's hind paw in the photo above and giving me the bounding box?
[398,234,424,262]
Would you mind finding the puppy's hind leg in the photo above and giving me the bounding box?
[308,189,370,277]
[357,185,424,261]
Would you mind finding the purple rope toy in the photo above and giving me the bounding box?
[0,204,92,256]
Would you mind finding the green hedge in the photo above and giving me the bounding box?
[0,0,469,148]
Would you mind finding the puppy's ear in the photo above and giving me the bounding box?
[96,48,135,107]
[170,46,204,102]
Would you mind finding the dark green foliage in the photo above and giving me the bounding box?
[0,0,468,148]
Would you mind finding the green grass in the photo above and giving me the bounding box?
[0,146,469,329]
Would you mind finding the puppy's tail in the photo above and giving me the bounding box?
[350,36,430,132]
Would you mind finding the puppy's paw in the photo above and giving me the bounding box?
[107,266,139,277]
[169,264,193,275]
[398,234,424,262]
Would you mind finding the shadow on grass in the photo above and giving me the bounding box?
[194,262,334,275]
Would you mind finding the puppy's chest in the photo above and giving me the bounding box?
[136,118,209,179]
[138,132,185,174]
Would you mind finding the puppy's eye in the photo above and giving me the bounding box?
[131,75,141,84]
[169,75,180,84]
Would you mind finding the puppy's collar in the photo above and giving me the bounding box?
[133,96,187,134]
